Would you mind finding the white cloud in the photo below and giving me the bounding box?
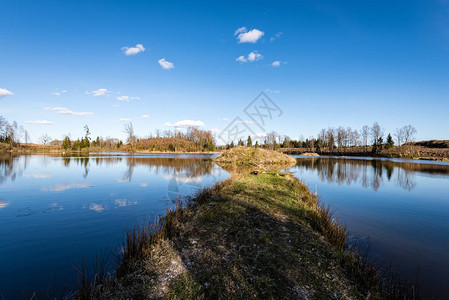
[0,88,13,98]
[117,96,129,101]
[51,89,67,96]
[235,28,264,43]
[270,32,283,42]
[116,95,140,102]
[26,120,53,125]
[234,26,247,36]
[141,114,149,118]
[122,44,146,56]
[44,107,94,116]
[158,58,174,70]
[236,51,263,63]
[219,118,229,121]
[118,118,132,122]
[271,61,281,67]
[271,60,287,67]
[248,51,263,62]
[87,88,110,96]
[236,56,247,63]
[165,120,204,128]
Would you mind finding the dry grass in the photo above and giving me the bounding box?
[75,171,416,299]
[215,146,296,165]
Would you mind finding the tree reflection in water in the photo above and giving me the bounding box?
[0,154,216,186]
[293,157,449,191]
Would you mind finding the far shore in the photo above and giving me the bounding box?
[2,142,449,162]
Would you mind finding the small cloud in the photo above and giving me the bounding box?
[236,56,247,63]
[236,51,263,63]
[116,95,140,102]
[158,58,174,70]
[122,44,146,56]
[87,88,110,96]
[270,60,287,67]
[140,183,148,187]
[117,96,129,101]
[234,26,247,36]
[270,32,283,42]
[51,89,67,96]
[26,120,53,125]
[0,88,13,98]
[44,107,94,116]
[165,120,204,128]
[219,118,229,121]
[118,118,132,122]
[141,115,149,118]
[235,27,264,43]
[271,61,281,67]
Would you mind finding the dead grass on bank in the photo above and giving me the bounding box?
[74,171,417,299]
[215,146,296,166]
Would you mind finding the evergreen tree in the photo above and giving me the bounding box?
[385,134,394,149]
[255,141,259,148]
[247,135,252,147]
[62,136,71,150]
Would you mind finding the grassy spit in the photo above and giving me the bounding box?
[77,169,416,299]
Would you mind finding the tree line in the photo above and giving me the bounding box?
[0,116,30,149]
[57,123,215,152]
[226,122,417,155]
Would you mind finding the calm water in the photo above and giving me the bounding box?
[289,156,449,298]
[0,153,229,298]
[1,154,449,298]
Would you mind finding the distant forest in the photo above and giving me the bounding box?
[1,115,418,154]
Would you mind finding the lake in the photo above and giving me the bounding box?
[1,154,449,298]
[0,153,229,298]
[288,156,449,298]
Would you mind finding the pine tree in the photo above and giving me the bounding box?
[247,135,252,147]
[385,134,394,149]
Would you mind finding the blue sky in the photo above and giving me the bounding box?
[1,0,449,143]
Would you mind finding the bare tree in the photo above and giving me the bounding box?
[24,130,30,144]
[336,127,345,149]
[266,131,277,150]
[402,125,417,144]
[370,122,384,145]
[124,122,136,152]
[39,134,52,151]
[361,125,369,150]
[394,127,404,146]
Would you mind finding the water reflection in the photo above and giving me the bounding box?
[292,157,449,191]
[0,154,217,186]
[289,156,449,298]
[0,154,228,299]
